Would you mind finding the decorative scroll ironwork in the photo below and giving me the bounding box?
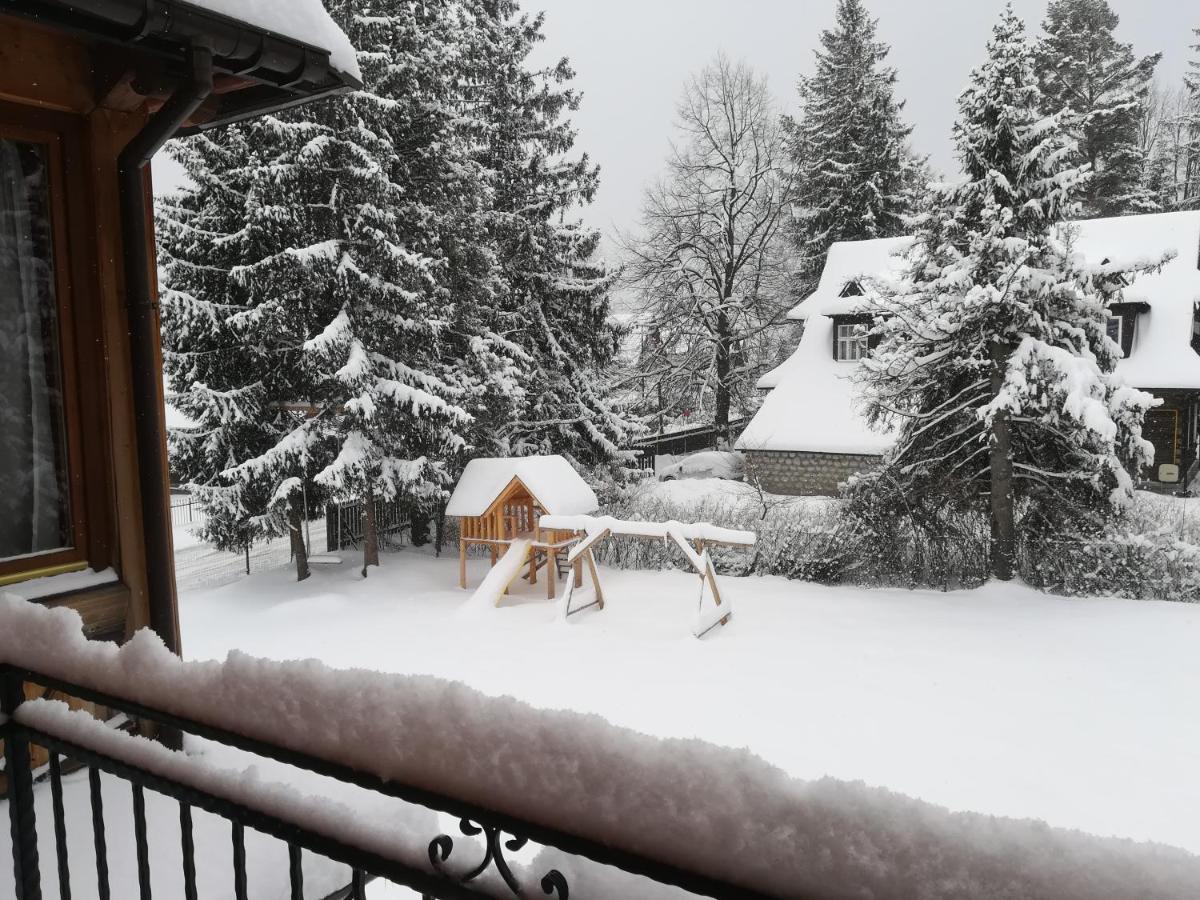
[429,819,569,898]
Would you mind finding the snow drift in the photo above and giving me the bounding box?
[2,595,1198,899]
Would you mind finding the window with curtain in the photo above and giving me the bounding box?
[0,137,72,562]
[835,323,868,362]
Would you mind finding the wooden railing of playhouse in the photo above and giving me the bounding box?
[539,515,756,637]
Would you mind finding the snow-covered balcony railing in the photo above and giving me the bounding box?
[4,598,1200,900]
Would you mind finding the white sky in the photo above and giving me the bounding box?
[153,0,1196,260]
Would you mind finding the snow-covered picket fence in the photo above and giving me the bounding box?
[3,596,1200,899]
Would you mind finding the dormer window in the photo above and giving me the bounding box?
[835,323,869,362]
[839,281,864,298]
[1098,257,1132,290]
[1106,316,1124,354]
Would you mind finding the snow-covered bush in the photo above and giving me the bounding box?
[1021,494,1200,602]
[597,479,848,580]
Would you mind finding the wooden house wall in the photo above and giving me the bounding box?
[0,17,163,643]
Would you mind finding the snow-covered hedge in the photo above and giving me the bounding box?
[596,478,847,579]
[3,596,1200,898]
[605,478,1200,600]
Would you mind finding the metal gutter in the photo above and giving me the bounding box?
[3,0,360,129]
[117,41,213,657]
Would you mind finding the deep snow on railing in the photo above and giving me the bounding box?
[3,596,1200,899]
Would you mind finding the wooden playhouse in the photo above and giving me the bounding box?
[446,456,599,600]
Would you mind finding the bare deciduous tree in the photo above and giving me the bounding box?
[622,55,790,445]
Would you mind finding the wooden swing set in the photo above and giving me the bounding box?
[538,514,756,637]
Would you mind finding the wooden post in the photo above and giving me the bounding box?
[574,556,583,588]
[459,533,467,589]
[584,549,605,609]
[547,547,557,599]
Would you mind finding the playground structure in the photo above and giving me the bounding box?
[539,514,756,637]
[446,456,600,606]
[446,457,756,635]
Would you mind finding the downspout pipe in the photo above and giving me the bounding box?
[117,42,213,656]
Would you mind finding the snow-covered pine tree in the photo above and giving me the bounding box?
[849,4,1159,580]
[623,55,791,445]
[467,1,637,468]
[162,1,509,576]
[782,0,921,291]
[158,125,321,580]
[1034,0,1161,217]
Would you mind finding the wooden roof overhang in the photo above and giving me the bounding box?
[477,477,548,522]
[3,0,361,130]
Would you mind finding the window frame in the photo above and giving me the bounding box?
[0,113,93,581]
[834,322,869,362]
[1105,315,1124,355]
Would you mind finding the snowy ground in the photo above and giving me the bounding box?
[177,544,1200,858]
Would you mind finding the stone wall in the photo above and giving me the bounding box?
[743,449,881,497]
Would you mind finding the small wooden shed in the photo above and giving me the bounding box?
[446,456,598,593]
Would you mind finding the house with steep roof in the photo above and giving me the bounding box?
[738,211,1200,496]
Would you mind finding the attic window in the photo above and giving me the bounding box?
[835,323,869,362]
[1098,258,1132,289]
[839,281,864,298]
[1106,316,1123,352]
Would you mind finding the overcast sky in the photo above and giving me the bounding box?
[524,0,1195,255]
[153,0,1196,259]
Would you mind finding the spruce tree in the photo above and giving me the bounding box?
[782,0,920,290]
[468,1,636,467]
[161,1,499,575]
[849,5,1158,580]
[1035,0,1160,217]
[158,125,319,578]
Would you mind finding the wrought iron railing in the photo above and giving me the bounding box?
[1,664,778,900]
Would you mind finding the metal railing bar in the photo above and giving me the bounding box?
[233,821,249,900]
[131,783,152,900]
[15,724,498,900]
[180,803,198,900]
[289,843,303,900]
[88,766,110,900]
[2,665,780,900]
[48,752,72,900]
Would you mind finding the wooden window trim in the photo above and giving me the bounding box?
[834,323,868,362]
[0,104,111,581]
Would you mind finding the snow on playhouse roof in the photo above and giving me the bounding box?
[186,0,360,79]
[446,455,599,518]
[742,211,1200,456]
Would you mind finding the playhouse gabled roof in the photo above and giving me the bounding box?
[446,456,599,518]
[739,211,1200,457]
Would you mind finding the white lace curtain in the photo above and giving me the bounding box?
[0,138,70,561]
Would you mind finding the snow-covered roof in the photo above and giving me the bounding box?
[187,0,360,80]
[787,236,912,321]
[738,317,894,455]
[742,211,1200,456]
[1073,211,1200,389]
[446,456,599,518]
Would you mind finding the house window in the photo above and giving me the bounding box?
[0,138,72,564]
[0,112,97,584]
[839,281,863,298]
[1106,315,1124,354]
[835,323,869,362]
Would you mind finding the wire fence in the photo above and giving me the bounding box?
[171,491,331,591]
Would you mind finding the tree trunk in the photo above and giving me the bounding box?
[989,341,1016,581]
[714,307,732,449]
[434,502,446,557]
[362,485,380,577]
[289,501,310,582]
